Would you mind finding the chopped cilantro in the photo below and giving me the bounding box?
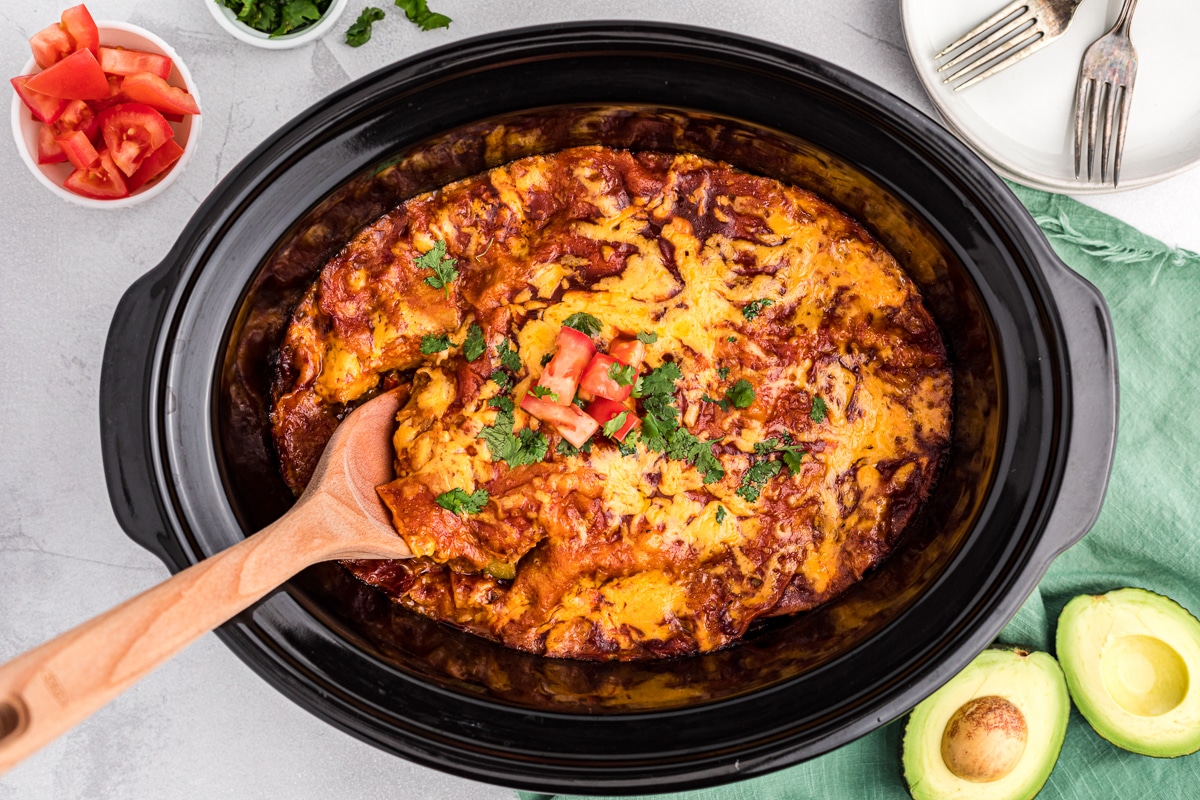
[717,366,730,380]
[573,395,587,409]
[810,396,828,423]
[633,361,682,399]
[489,369,511,390]
[736,459,782,502]
[741,298,776,320]
[781,449,805,475]
[540,352,554,367]
[608,361,636,387]
[478,403,548,468]
[617,434,639,457]
[562,312,602,337]
[727,335,737,343]
[716,505,727,524]
[754,435,806,475]
[702,394,731,411]
[556,438,592,457]
[726,379,756,409]
[637,331,659,344]
[530,386,558,401]
[345,6,384,46]
[633,361,683,452]
[217,0,331,36]
[602,411,629,438]
[420,333,452,354]
[435,487,488,515]
[462,323,486,362]
[395,0,451,30]
[488,395,514,413]
[415,240,459,295]
[497,339,522,372]
[666,428,725,484]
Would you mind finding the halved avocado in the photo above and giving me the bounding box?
[902,647,1069,800]
[1057,587,1200,757]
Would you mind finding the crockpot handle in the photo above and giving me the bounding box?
[1034,257,1119,562]
[99,263,179,568]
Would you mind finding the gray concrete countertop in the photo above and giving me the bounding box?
[1,2,1196,798]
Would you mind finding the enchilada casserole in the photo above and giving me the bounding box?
[270,146,953,660]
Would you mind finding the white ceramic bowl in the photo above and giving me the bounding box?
[205,0,349,49]
[10,21,202,209]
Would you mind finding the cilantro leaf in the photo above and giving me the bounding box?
[562,312,602,337]
[633,361,682,399]
[602,411,629,438]
[420,333,452,354]
[556,438,592,457]
[781,450,805,475]
[415,240,459,295]
[666,428,725,484]
[514,427,549,465]
[488,395,514,414]
[345,6,385,46]
[617,434,639,457]
[530,386,558,401]
[435,487,489,515]
[540,352,554,366]
[717,366,730,380]
[489,369,511,390]
[736,459,782,502]
[608,361,636,387]
[497,339,522,373]
[716,505,727,524]
[478,404,547,468]
[633,361,683,452]
[701,394,731,411]
[727,335,737,343]
[462,323,486,362]
[637,331,658,344]
[810,395,828,423]
[741,298,776,320]
[572,395,587,409]
[220,0,333,35]
[275,0,322,35]
[394,0,451,30]
[754,434,806,475]
[726,379,756,409]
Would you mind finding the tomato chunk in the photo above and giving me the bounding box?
[37,126,67,164]
[49,98,99,141]
[98,103,174,177]
[63,148,128,199]
[520,394,600,449]
[125,138,184,192]
[584,398,639,441]
[99,47,172,80]
[120,71,200,116]
[11,76,69,125]
[580,353,634,402]
[57,129,100,169]
[25,48,109,100]
[608,339,646,370]
[537,326,596,405]
[30,24,73,70]
[61,5,100,57]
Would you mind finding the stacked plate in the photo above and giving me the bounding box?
[901,0,1200,193]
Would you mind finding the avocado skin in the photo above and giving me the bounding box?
[1056,587,1200,758]
[901,646,1069,800]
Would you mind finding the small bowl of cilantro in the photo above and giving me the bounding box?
[206,0,350,49]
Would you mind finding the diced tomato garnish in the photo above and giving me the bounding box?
[580,353,634,402]
[537,326,596,405]
[125,138,184,192]
[99,47,172,80]
[63,148,128,199]
[25,48,109,100]
[37,126,67,164]
[584,398,639,441]
[48,98,99,142]
[30,24,73,70]
[56,129,100,169]
[11,76,69,125]
[120,71,200,116]
[60,5,100,57]
[520,393,600,448]
[98,103,174,177]
[608,339,646,370]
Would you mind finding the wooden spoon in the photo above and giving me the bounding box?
[0,389,411,775]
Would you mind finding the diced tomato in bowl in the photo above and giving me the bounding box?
[10,10,201,207]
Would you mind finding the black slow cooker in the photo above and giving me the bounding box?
[99,23,1117,794]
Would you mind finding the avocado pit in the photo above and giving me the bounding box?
[940,695,1028,782]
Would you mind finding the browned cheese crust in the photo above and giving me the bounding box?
[271,146,952,660]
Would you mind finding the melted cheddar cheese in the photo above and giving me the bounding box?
[271,147,952,661]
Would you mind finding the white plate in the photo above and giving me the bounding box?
[900,0,1200,193]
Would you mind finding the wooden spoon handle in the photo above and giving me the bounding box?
[0,497,335,776]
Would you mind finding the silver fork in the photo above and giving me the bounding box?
[936,0,1086,91]
[1073,0,1140,186]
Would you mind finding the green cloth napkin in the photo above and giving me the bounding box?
[520,184,1200,800]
